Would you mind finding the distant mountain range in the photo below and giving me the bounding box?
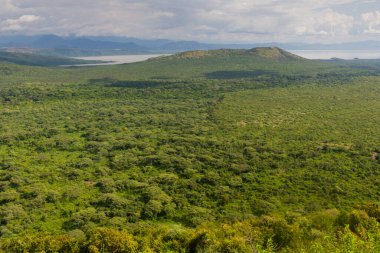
[0,34,380,57]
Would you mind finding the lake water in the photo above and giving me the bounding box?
[68,54,170,66]
[289,50,380,60]
[66,51,380,67]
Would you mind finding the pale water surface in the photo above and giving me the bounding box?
[67,51,380,67]
[67,54,170,66]
[289,50,380,60]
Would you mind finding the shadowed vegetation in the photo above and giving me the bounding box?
[0,51,102,67]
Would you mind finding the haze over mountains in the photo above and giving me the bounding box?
[1,34,380,57]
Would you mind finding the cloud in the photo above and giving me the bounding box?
[0,0,378,43]
[0,0,35,15]
[0,15,42,31]
[4,0,17,10]
[362,11,380,34]
[295,9,354,36]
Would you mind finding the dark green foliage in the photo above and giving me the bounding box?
[0,51,101,66]
[0,48,379,251]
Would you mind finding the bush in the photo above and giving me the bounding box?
[87,228,138,253]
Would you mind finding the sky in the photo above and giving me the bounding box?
[0,0,379,43]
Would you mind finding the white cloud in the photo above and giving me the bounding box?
[4,0,17,10]
[0,0,378,43]
[0,15,42,31]
[362,11,380,34]
[294,9,354,36]
[0,0,35,14]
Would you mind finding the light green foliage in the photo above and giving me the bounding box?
[1,208,379,252]
[0,48,379,251]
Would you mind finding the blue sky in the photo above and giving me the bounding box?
[0,0,379,43]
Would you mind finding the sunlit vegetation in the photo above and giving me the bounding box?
[0,48,379,252]
[1,205,380,253]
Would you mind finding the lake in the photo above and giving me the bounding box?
[68,54,170,66]
[67,51,380,67]
[289,50,380,60]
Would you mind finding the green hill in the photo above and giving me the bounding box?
[0,47,372,83]
[0,51,101,67]
[170,47,304,61]
[0,48,379,252]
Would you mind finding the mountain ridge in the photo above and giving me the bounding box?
[1,34,380,57]
[0,51,101,66]
[159,47,306,62]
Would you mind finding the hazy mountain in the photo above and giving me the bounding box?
[0,35,41,45]
[85,36,174,48]
[1,34,380,57]
[30,35,146,51]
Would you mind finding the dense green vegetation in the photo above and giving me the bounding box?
[0,51,102,67]
[0,48,379,252]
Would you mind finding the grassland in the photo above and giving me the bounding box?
[0,48,379,252]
